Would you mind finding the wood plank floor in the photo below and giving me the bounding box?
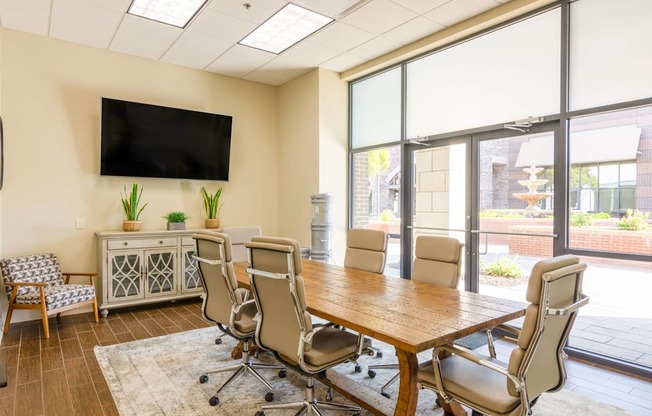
[0,299,650,416]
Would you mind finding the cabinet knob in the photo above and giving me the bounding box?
[123,242,128,246]
[159,241,163,244]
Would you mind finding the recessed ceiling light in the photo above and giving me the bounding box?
[239,3,334,54]
[128,0,207,28]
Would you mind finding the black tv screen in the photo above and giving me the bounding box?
[100,98,232,181]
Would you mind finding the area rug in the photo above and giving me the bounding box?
[95,327,635,416]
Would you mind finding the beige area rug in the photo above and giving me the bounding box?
[94,327,635,416]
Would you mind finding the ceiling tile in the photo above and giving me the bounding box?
[347,36,401,60]
[207,0,287,25]
[320,52,367,72]
[0,8,49,35]
[110,14,182,59]
[389,0,448,15]
[281,40,341,67]
[382,16,445,45]
[52,0,123,33]
[160,49,215,69]
[168,30,231,58]
[0,0,50,15]
[186,9,256,44]
[215,44,276,68]
[295,0,370,18]
[78,0,132,12]
[50,20,116,48]
[341,0,417,35]
[309,21,374,52]
[204,59,255,79]
[244,66,311,86]
[426,0,499,27]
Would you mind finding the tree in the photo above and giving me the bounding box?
[368,149,390,176]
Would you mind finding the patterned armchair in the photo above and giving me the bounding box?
[0,253,99,338]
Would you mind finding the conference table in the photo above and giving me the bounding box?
[233,259,527,416]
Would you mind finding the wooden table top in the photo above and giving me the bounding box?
[234,259,527,354]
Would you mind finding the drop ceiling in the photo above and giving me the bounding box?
[0,0,510,86]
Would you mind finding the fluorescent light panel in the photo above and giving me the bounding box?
[239,3,333,54]
[128,0,207,28]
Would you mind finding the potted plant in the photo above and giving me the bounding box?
[164,211,189,230]
[201,186,223,229]
[121,183,148,231]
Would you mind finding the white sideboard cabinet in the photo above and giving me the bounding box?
[96,229,205,317]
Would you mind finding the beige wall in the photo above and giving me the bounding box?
[0,29,280,319]
[277,69,320,247]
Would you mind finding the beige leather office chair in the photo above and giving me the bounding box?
[222,226,262,263]
[367,235,464,397]
[417,255,589,416]
[344,228,388,274]
[0,253,98,338]
[245,236,371,416]
[192,232,285,407]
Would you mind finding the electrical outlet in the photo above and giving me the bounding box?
[75,218,85,229]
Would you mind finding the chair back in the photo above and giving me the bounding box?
[222,226,262,263]
[0,254,64,297]
[412,235,464,288]
[506,255,588,401]
[246,237,313,360]
[344,228,388,273]
[192,232,243,327]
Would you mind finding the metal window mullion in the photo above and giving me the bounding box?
[400,62,412,280]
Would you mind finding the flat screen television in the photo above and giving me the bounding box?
[100,98,232,181]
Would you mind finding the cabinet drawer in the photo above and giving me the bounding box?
[181,236,195,246]
[108,237,177,250]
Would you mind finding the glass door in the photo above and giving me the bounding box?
[472,124,558,299]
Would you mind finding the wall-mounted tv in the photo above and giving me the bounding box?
[100,98,232,181]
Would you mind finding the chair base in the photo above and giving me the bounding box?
[256,377,360,416]
[200,342,285,405]
[367,363,399,397]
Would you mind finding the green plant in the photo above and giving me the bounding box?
[616,209,650,231]
[380,209,398,222]
[570,211,593,227]
[201,186,223,219]
[164,211,188,223]
[590,212,611,219]
[121,183,148,221]
[482,258,523,278]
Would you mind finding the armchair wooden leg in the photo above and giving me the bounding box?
[92,297,99,322]
[41,305,50,339]
[3,306,14,333]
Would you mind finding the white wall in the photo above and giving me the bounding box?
[0,29,280,321]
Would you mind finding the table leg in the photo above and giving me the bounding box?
[394,348,419,416]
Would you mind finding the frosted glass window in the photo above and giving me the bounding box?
[406,9,560,139]
[570,0,652,111]
[351,67,401,149]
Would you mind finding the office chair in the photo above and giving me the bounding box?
[367,235,464,397]
[245,236,371,416]
[344,228,388,274]
[0,253,98,338]
[192,232,285,407]
[417,255,589,416]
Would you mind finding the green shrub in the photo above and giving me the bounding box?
[590,212,610,219]
[616,209,650,231]
[570,211,593,227]
[164,211,189,223]
[380,209,398,222]
[482,258,523,278]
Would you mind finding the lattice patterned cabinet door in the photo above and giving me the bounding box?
[145,249,177,297]
[181,246,202,293]
[108,251,144,302]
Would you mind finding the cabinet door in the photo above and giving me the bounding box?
[181,246,203,293]
[144,249,177,297]
[107,251,144,302]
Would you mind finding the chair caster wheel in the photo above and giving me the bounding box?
[255,411,265,416]
[354,365,362,373]
[326,390,333,401]
[381,392,391,399]
[199,375,209,384]
[278,369,287,378]
[209,396,219,406]
[215,338,222,345]
[367,370,376,378]
[376,351,383,358]
[435,398,441,407]
[265,392,274,402]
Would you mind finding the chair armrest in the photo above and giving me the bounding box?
[495,324,521,338]
[431,344,524,398]
[547,292,589,316]
[232,299,256,315]
[4,281,48,287]
[62,272,97,284]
